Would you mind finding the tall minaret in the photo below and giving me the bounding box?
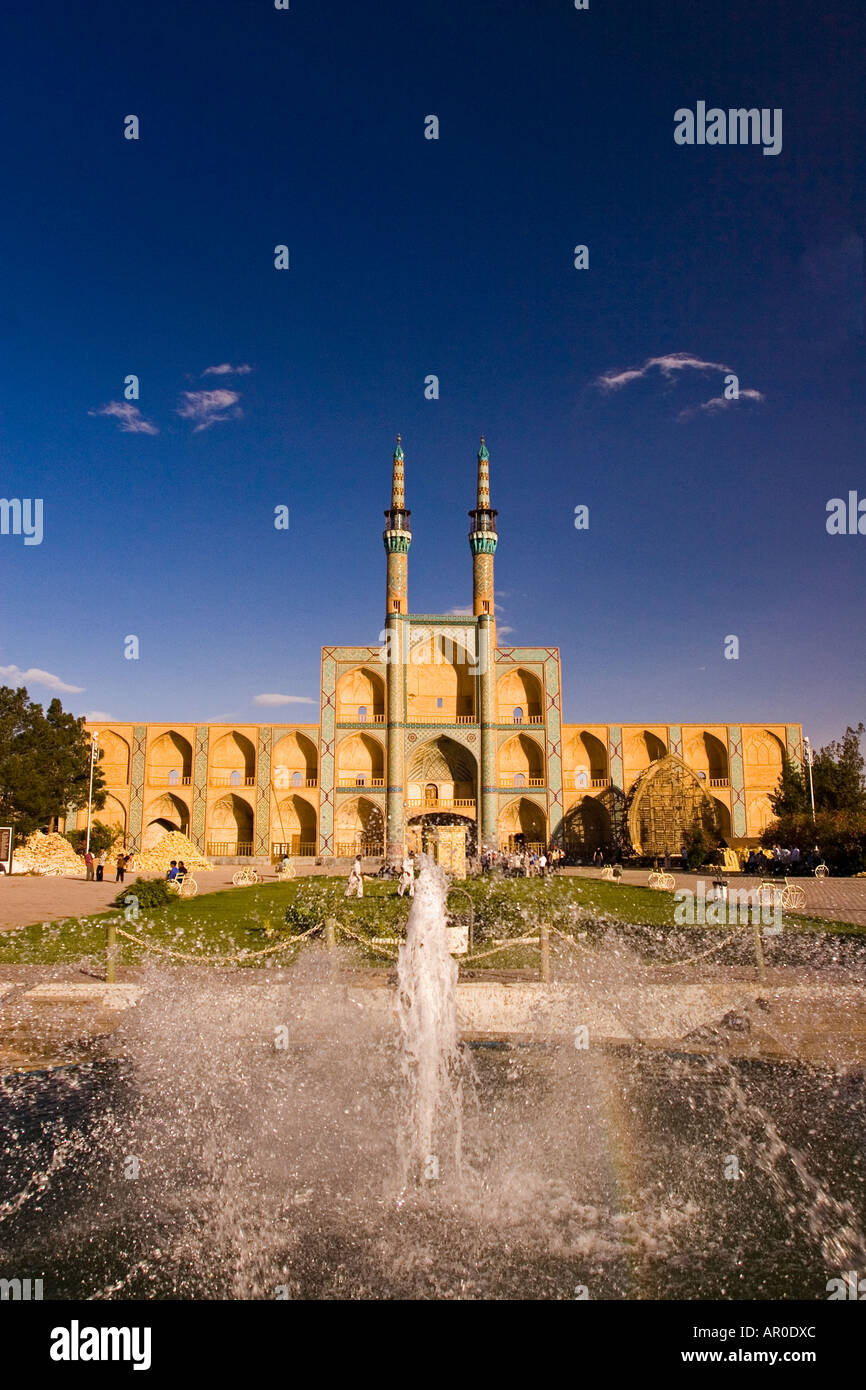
[383,434,411,614]
[383,436,410,862]
[469,437,500,850]
[468,436,498,642]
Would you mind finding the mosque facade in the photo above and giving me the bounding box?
[77,440,802,862]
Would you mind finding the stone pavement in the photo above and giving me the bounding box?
[0,864,322,932]
[567,867,866,927]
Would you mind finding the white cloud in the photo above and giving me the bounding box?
[677,388,765,422]
[596,352,732,392]
[88,401,159,434]
[253,693,316,706]
[202,363,253,377]
[0,665,85,694]
[497,625,514,637]
[177,389,242,431]
[445,606,474,617]
[85,710,113,722]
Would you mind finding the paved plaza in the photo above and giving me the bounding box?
[0,864,865,932]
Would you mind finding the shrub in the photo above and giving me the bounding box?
[111,876,176,910]
[66,820,122,857]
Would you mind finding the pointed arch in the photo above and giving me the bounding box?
[496,668,543,723]
[96,730,131,785]
[211,731,256,783]
[498,732,545,785]
[334,796,384,856]
[497,796,547,849]
[207,793,254,855]
[272,730,318,787]
[143,791,190,848]
[336,732,385,785]
[147,730,193,783]
[336,667,385,722]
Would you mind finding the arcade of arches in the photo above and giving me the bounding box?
[78,706,799,860]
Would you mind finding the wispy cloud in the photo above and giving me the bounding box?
[596,352,731,392]
[177,389,242,431]
[0,664,85,694]
[497,624,515,637]
[88,401,159,434]
[202,363,253,377]
[677,388,765,422]
[85,709,113,721]
[445,606,474,617]
[253,692,316,707]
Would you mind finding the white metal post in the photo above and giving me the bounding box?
[803,736,816,823]
[85,732,99,854]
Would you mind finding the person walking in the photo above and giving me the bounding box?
[96,850,107,882]
[84,849,95,881]
[398,852,416,898]
[345,855,364,898]
[115,851,126,883]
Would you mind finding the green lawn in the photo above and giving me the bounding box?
[0,873,859,970]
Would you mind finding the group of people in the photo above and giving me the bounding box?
[84,849,133,883]
[479,845,564,876]
[346,843,573,894]
[743,845,817,876]
[165,860,189,885]
[346,852,417,899]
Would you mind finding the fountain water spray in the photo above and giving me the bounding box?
[395,857,470,1187]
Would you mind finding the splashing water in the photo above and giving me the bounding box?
[2,875,866,1299]
[396,857,470,1186]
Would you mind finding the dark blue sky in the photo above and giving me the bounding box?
[1,0,863,743]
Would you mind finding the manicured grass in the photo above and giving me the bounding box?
[0,873,859,969]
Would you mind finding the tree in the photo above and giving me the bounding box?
[810,724,866,814]
[769,755,809,818]
[0,686,106,843]
[764,723,866,873]
[65,819,121,857]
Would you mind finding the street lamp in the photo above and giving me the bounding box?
[85,732,99,854]
[803,736,816,823]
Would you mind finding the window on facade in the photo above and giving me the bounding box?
[292,771,302,787]
[356,774,367,786]
[513,707,524,724]
[514,773,526,788]
[358,706,367,722]
[230,770,241,786]
[168,768,179,785]
[436,697,443,709]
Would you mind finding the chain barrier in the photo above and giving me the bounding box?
[333,921,401,960]
[110,915,758,974]
[461,934,541,963]
[549,923,742,970]
[113,921,322,966]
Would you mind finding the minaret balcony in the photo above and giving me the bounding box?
[383,528,411,554]
[469,532,498,556]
